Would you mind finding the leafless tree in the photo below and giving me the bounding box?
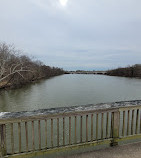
[0,42,64,89]
[0,42,32,86]
[107,64,141,78]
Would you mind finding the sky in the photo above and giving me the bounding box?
[0,0,141,71]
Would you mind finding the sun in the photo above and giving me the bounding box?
[59,0,68,6]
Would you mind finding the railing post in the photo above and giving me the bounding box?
[0,124,6,157]
[110,110,119,146]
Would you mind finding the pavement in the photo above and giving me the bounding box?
[60,142,141,158]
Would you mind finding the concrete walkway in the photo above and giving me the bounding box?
[60,142,141,158]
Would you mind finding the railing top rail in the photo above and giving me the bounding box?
[0,100,141,124]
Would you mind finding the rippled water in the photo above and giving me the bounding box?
[1,74,141,157]
[0,74,141,112]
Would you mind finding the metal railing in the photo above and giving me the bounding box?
[0,100,141,157]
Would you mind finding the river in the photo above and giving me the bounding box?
[0,74,141,112]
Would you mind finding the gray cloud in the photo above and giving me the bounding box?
[0,0,141,70]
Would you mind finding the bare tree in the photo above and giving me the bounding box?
[0,42,32,86]
[107,64,141,78]
[0,42,64,89]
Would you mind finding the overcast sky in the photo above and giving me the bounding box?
[0,0,141,70]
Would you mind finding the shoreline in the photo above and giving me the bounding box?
[1,73,141,91]
[0,74,64,90]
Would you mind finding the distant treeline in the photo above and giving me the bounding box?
[107,64,141,78]
[0,42,64,89]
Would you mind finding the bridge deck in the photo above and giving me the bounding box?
[60,142,141,158]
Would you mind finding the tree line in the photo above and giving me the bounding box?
[0,42,64,89]
[107,64,141,78]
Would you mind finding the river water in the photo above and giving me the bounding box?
[0,74,141,112]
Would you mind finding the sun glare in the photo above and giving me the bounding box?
[59,0,68,6]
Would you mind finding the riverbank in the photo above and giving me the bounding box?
[0,42,65,90]
[107,64,141,78]
[0,73,64,90]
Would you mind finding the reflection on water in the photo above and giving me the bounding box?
[0,74,141,112]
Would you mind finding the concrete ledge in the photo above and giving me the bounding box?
[0,100,141,121]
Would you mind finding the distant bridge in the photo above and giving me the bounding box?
[68,71,107,75]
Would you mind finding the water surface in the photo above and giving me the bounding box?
[0,74,141,112]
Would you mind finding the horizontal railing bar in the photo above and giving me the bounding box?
[119,105,141,111]
[118,134,141,141]
[6,138,113,157]
[0,100,141,124]
[0,108,119,124]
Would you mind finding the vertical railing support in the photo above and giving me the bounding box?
[0,124,6,157]
[110,110,119,146]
